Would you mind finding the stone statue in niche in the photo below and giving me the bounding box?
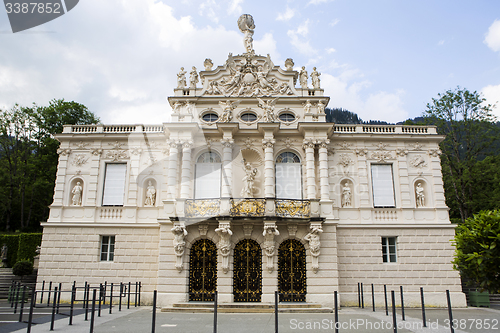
[177,67,187,88]
[204,58,213,71]
[317,100,326,114]
[71,181,83,206]
[144,181,156,206]
[238,14,255,54]
[310,67,321,89]
[215,223,232,273]
[241,158,257,198]
[299,66,308,89]
[342,181,352,207]
[257,97,278,122]
[303,99,312,113]
[219,100,240,123]
[416,182,425,207]
[172,225,188,271]
[189,66,198,88]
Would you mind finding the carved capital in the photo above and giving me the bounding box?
[182,141,194,150]
[355,149,368,156]
[220,138,234,149]
[428,149,441,158]
[395,148,408,157]
[129,148,143,156]
[302,139,315,150]
[262,138,275,149]
[166,139,180,150]
[318,139,330,149]
[91,148,103,156]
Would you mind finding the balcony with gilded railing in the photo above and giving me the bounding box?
[183,198,311,219]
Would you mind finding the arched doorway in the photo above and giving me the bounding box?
[233,239,262,302]
[278,239,306,302]
[189,239,217,301]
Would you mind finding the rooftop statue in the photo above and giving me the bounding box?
[238,14,255,54]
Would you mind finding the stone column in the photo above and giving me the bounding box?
[262,138,275,198]
[220,139,234,198]
[166,140,179,200]
[303,139,316,200]
[180,141,193,199]
[318,139,330,201]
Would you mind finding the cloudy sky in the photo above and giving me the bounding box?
[1,0,499,124]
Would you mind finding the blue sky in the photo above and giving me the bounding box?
[1,0,499,124]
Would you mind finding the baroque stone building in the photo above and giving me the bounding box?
[37,15,465,308]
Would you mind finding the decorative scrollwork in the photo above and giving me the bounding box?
[275,200,311,218]
[230,199,265,217]
[185,199,221,218]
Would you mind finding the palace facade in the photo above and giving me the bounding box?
[37,15,465,308]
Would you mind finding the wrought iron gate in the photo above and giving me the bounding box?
[189,239,217,301]
[233,239,262,302]
[278,239,306,302]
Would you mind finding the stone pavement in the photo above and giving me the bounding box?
[1,305,499,333]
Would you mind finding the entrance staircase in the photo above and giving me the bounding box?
[0,268,37,299]
[162,302,332,313]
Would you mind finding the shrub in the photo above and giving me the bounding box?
[17,233,42,262]
[12,260,33,277]
[0,235,20,267]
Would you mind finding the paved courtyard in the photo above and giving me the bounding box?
[0,303,498,333]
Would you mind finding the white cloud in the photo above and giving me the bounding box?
[329,19,340,27]
[287,19,318,57]
[484,19,500,53]
[307,0,332,5]
[326,48,336,54]
[254,33,281,62]
[438,40,445,46]
[276,7,295,22]
[227,0,243,16]
[481,84,500,118]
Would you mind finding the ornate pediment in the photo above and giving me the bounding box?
[202,53,296,97]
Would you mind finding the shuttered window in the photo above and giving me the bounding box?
[371,164,395,208]
[102,163,127,206]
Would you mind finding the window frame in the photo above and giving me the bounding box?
[102,163,127,206]
[370,164,396,208]
[100,235,115,262]
[275,151,303,200]
[194,151,222,199]
[381,236,397,263]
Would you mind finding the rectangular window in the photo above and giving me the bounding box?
[382,237,397,263]
[102,163,127,206]
[371,164,396,207]
[100,236,115,261]
[194,163,221,199]
[275,163,302,199]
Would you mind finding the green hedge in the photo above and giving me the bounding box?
[0,233,43,268]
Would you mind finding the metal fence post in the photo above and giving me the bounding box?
[128,282,131,309]
[135,282,138,307]
[400,286,405,321]
[27,288,36,333]
[47,281,52,307]
[90,289,97,333]
[384,285,388,316]
[334,291,339,333]
[275,291,279,333]
[357,282,361,307]
[50,287,58,331]
[151,290,157,333]
[361,282,364,308]
[420,287,426,327]
[18,285,26,322]
[391,290,397,333]
[56,283,62,314]
[213,290,218,333]
[109,283,113,314]
[40,280,45,304]
[119,283,122,311]
[139,282,142,306]
[69,285,75,325]
[372,283,375,312]
[98,284,102,317]
[446,290,454,333]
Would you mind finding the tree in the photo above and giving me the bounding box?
[0,100,99,231]
[453,210,500,293]
[424,87,498,223]
[325,108,363,124]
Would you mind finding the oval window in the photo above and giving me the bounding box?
[202,113,218,122]
[279,113,295,122]
[241,112,257,122]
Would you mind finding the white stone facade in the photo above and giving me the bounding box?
[37,16,465,308]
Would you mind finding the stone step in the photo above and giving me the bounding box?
[163,302,331,313]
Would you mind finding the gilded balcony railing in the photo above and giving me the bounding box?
[230,199,265,217]
[185,199,221,218]
[275,199,311,218]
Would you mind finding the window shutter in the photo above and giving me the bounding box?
[371,164,395,207]
[275,163,302,199]
[194,163,221,199]
[102,164,127,206]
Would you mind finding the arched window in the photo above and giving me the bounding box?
[275,152,302,199]
[194,152,222,199]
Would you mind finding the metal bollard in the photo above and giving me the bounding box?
[334,291,339,333]
[361,282,364,308]
[139,282,142,306]
[50,287,58,331]
[372,283,375,312]
[83,282,88,309]
[98,284,102,317]
[40,280,45,304]
[391,290,397,333]
[119,283,122,311]
[400,286,405,321]
[85,285,90,321]
[103,281,107,305]
[109,283,113,314]
[213,290,218,333]
[19,285,26,322]
[151,290,157,333]
[275,291,279,333]
[27,288,36,333]
[446,290,454,333]
[90,289,97,333]
[420,287,426,327]
[69,285,75,325]
[357,282,361,307]
[135,282,138,307]
[47,281,52,307]
[128,282,131,309]
[384,284,388,316]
